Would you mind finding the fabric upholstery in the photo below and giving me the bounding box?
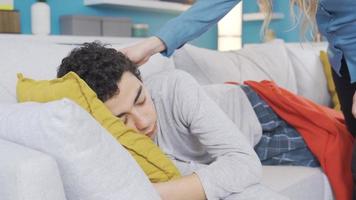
[0,139,66,200]
[173,40,298,94]
[261,166,333,200]
[0,99,160,200]
[285,43,330,106]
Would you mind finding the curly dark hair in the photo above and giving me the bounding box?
[57,41,141,102]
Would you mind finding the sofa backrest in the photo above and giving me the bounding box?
[173,40,330,106]
[284,42,329,106]
[0,35,330,106]
[0,35,175,104]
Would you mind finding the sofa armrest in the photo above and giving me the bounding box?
[0,139,67,200]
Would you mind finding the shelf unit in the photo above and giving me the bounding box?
[243,12,284,22]
[84,0,191,13]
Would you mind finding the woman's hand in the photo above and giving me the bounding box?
[120,36,166,66]
[352,91,356,118]
[153,173,206,200]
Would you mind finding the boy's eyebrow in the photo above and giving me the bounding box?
[116,85,142,118]
[134,85,143,105]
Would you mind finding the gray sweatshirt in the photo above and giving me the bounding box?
[144,70,262,199]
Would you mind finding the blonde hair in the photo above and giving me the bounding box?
[259,0,318,40]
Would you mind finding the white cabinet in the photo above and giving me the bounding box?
[243,12,284,21]
[84,0,191,13]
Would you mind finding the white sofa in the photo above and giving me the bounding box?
[0,34,334,200]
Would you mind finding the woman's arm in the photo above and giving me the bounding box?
[155,0,241,56]
[120,0,240,65]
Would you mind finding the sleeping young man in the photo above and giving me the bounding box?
[57,42,325,200]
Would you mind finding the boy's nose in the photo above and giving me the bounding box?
[133,114,151,133]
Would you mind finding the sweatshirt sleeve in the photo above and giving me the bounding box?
[172,71,262,199]
[155,0,241,57]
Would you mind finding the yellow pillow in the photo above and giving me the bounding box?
[16,72,180,182]
[320,51,341,111]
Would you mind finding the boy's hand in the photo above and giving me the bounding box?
[120,37,166,66]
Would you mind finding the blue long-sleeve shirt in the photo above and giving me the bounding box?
[155,0,356,83]
[316,0,356,83]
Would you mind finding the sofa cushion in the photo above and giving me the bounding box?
[173,39,298,94]
[0,39,70,103]
[261,166,333,200]
[16,72,180,183]
[285,43,330,106]
[0,139,66,200]
[0,99,160,200]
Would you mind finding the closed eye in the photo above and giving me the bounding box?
[136,96,146,105]
[117,114,128,124]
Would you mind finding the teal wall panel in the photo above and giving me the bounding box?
[242,1,301,45]
[14,0,305,49]
[14,0,217,49]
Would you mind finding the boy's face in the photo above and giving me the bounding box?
[104,72,157,139]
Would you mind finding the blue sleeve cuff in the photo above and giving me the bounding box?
[155,30,184,57]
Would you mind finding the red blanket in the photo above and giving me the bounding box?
[245,80,354,200]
